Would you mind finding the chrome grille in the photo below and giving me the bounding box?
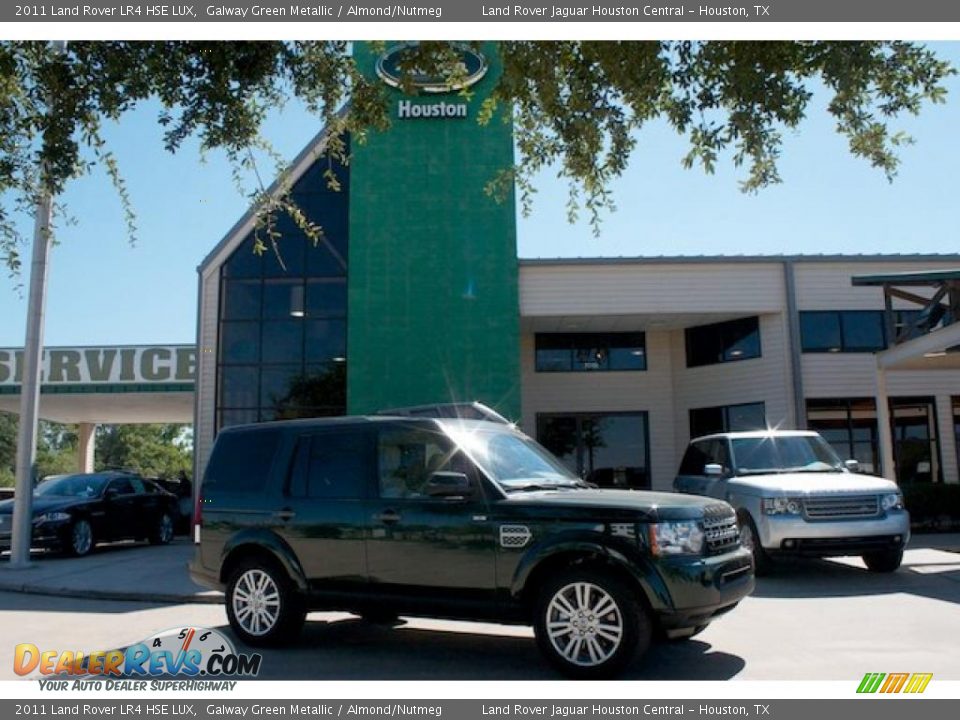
[803,495,880,520]
[702,505,739,554]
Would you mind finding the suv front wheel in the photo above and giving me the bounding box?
[226,557,306,646]
[533,568,651,679]
[862,548,903,573]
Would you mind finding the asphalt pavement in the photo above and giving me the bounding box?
[0,532,957,605]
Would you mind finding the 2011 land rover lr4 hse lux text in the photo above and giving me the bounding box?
[674,431,910,575]
[190,416,754,678]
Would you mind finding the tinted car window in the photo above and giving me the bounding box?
[129,478,146,494]
[108,478,135,495]
[378,426,456,499]
[679,441,710,475]
[307,431,371,499]
[205,429,282,492]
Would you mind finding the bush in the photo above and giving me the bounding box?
[0,467,13,488]
[902,483,960,532]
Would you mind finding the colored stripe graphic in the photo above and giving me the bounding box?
[857,673,886,693]
[880,673,910,693]
[903,673,933,694]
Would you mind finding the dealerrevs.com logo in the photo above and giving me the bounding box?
[15,627,262,684]
[857,672,933,694]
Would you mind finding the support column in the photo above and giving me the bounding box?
[77,423,96,474]
[875,364,896,481]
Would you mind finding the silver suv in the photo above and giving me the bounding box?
[674,430,909,574]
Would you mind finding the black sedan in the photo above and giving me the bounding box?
[0,471,178,557]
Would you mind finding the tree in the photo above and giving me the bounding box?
[95,424,192,479]
[0,412,80,484]
[0,40,954,270]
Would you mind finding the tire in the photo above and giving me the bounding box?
[226,557,306,647]
[533,568,651,679]
[149,512,175,545]
[738,513,772,576]
[67,518,94,557]
[863,548,903,573]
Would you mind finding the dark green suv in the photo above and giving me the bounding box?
[189,416,753,678]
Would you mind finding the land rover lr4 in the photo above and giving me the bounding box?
[190,416,754,678]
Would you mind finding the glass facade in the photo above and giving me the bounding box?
[890,397,942,483]
[535,332,646,372]
[685,317,761,368]
[217,152,350,429]
[689,402,766,439]
[806,398,879,474]
[536,412,650,489]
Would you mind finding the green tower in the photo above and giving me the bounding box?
[347,42,521,420]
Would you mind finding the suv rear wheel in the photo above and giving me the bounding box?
[533,568,650,679]
[226,557,306,646]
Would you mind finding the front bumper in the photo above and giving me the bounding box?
[0,523,70,552]
[655,546,755,631]
[757,511,910,555]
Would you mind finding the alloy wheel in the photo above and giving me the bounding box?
[72,520,92,556]
[231,569,282,637]
[545,581,624,667]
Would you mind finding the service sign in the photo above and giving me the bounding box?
[0,345,196,386]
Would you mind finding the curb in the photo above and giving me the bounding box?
[0,582,224,605]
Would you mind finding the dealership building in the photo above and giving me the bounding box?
[193,43,960,491]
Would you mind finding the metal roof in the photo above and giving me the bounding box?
[519,254,960,267]
[851,268,960,286]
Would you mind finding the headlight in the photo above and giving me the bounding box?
[881,492,904,511]
[649,520,704,556]
[34,511,71,524]
[762,497,803,516]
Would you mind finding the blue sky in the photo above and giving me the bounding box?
[1,41,959,347]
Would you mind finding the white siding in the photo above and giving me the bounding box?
[670,313,794,467]
[520,330,677,491]
[520,263,785,316]
[794,261,959,310]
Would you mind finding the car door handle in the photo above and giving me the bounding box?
[375,510,401,525]
[273,509,296,521]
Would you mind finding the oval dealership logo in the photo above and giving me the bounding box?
[376,43,488,94]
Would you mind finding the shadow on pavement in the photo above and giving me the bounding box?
[750,551,960,604]
[220,617,745,681]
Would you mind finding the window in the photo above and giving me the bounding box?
[216,141,350,430]
[107,478,135,495]
[890,397,942,484]
[678,438,731,475]
[288,431,372,500]
[204,429,281,492]
[378,425,463,500]
[535,333,646,372]
[689,402,766,439]
[685,317,761,368]
[806,398,879,474]
[799,311,886,353]
[537,413,650,489]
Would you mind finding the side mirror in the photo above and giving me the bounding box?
[704,463,725,477]
[425,471,472,499]
[844,459,861,473]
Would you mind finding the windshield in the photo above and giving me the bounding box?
[444,425,581,491]
[731,435,844,475]
[35,475,107,498]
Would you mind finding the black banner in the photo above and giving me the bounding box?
[3,0,960,23]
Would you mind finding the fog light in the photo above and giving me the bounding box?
[784,539,795,548]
